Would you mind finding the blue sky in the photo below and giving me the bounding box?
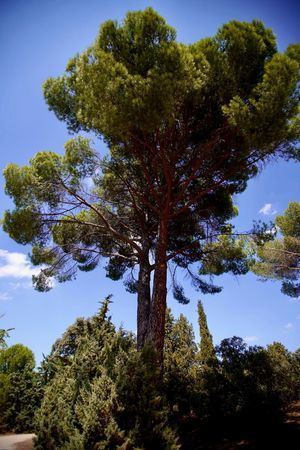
[0,0,299,365]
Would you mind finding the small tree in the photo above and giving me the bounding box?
[266,342,296,403]
[164,310,197,412]
[0,344,40,432]
[198,301,217,366]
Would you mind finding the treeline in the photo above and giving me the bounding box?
[0,300,299,449]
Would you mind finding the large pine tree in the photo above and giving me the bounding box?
[3,8,300,363]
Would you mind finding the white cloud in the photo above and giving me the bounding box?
[284,322,293,330]
[244,336,258,343]
[0,292,12,302]
[0,249,39,279]
[259,203,277,216]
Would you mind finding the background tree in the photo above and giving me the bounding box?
[265,342,299,403]
[198,301,217,366]
[3,8,300,362]
[164,309,198,413]
[0,343,41,432]
[216,338,280,421]
[252,202,300,297]
[193,301,224,420]
[0,343,35,372]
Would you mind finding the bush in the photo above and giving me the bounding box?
[35,298,179,450]
[34,300,300,449]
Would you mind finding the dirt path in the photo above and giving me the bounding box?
[0,434,35,450]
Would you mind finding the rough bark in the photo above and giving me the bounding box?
[137,258,151,350]
[149,219,168,366]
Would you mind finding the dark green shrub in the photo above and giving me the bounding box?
[35,299,179,449]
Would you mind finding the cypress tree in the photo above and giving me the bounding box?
[198,301,217,366]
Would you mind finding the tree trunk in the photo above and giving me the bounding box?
[149,219,168,366]
[137,258,151,350]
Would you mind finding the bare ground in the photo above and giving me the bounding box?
[0,434,35,450]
